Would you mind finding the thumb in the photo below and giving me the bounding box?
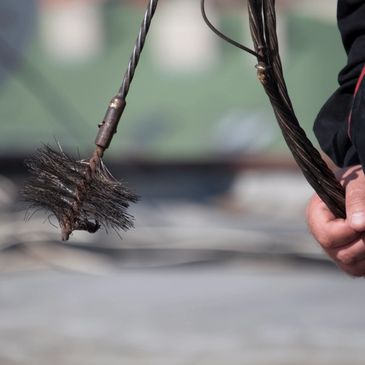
[346,173,365,232]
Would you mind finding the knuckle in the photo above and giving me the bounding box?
[320,240,331,250]
[341,265,365,278]
[306,207,317,232]
[317,233,333,249]
[335,250,356,266]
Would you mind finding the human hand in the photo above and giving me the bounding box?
[307,165,365,276]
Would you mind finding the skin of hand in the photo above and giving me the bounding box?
[307,164,365,277]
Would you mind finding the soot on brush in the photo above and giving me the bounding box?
[22,145,138,241]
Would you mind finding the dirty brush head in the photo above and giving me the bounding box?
[22,145,138,241]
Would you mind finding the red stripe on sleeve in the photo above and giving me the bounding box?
[348,64,365,139]
[354,64,365,96]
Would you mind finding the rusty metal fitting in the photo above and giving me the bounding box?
[95,96,126,150]
[255,63,267,83]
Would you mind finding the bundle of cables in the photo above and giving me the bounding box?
[202,0,346,219]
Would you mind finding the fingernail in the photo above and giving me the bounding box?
[351,212,365,228]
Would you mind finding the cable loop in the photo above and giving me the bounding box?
[200,0,263,60]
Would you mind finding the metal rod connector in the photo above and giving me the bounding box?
[95,97,126,150]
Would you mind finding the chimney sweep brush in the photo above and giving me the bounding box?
[23,0,160,241]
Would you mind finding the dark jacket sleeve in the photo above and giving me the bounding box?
[314,0,365,168]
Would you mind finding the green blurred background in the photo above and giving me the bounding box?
[0,0,345,160]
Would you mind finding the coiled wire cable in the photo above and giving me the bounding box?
[201,0,346,218]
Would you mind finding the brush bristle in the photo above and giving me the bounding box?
[22,145,138,240]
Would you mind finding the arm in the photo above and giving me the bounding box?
[308,0,365,276]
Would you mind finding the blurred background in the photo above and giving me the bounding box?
[1,0,365,364]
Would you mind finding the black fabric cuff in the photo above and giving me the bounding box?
[314,89,359,168]
[349,72,365,168]
[313,0,365,168]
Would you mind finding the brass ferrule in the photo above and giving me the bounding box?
[95,96,126,150]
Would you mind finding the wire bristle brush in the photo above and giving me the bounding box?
[23,0,159,241]
[23,145,138,241]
